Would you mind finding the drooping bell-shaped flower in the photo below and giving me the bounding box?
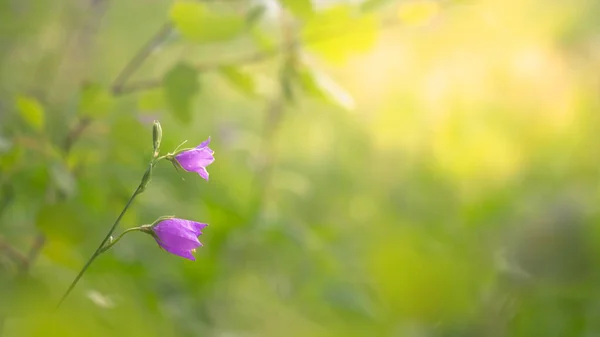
[148,218,208,261]
[173,137,215,180]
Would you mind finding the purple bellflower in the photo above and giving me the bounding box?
[148,218,208,261]
[172,137,215,180]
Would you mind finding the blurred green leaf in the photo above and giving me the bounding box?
[246,4,266,27]
[250,26,277,52]
[301,5,378,63]
[9,165,49,201]
[138,89,165,112]
[170,2,245,43]
[280,60,299,103]
[323,282,376,320]
[163,62,199,124]
[280,0,315,21]
[42,238,82,270]
[50,161,77,198]
[298,64,355,110]
[0,136,11,154]
[0,144,23,171]
[0,184,14,216]
[360,0,395,12]
[36,202,85,244]
[219,66,258,97]
[15,95,45,131]
[79,82,114,118]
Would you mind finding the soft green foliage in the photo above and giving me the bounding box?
[163,62,200,124]
[301,4,378,63]
[15,95,45,131]
[1,0,600,336]
[279,0,315,21]
[170,1,246,43]
[79,83,114,118]
[219,66,260,97]
[298,64,355,111]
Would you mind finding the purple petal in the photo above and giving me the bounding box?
[196,167,209,181]
[151,218,208,261]
[196,137,211,149]
[153,219,202,250]
[175,148,214,173]
[188,221,208,235]
[174,219,207,236]
[157,241,198,261]
[156,231,201,251]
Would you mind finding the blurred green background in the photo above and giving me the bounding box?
[1,0,600,336]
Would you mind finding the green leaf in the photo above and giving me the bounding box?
[323,282,377,319]
[360,0,395,12]
[170,2,246,43]
[0,136,11,154]
[0,144,23,171]
[50,161,77,198]
[279,60,299,103]
[298,65,355,110]
[79,82,114,118]
[250,27,277,52]
[219,66,258,97]
[280,0,315,21]
[42,239,82,270]
[16,95,44,131]
[163,62,200,124]
[36,202,85,244]
[0,184,14,216]
[301,5,378,63]
[246,4,266,27]
[35,203,83,268]
[138,89,165,112]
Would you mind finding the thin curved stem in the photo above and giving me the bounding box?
[56,185,142,308]
[56,143,170,308]
[98,227,143,254]
[112,22,173,94]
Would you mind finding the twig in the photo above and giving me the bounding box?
[44,0,111,102]
[114,46,284,96]
[0,185,22,269]
[19,234,46,275]
[111,22,173,95]
[111,79,162,96]
[111,13,403,96]
[247,10,294,221]
[64,117,92,153]
[0,238,27,269]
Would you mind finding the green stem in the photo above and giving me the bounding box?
[56,155,167,308]
[98,226,143,254]
[56,186,142,308]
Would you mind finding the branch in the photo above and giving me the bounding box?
[0,238,28,269]
[64,117,92,153]
[111,14,404,96]
[113,45,284,96]
[111,22,173,95]
[19,234,46,275]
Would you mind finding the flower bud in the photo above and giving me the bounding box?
[152,120,162,157]
[138,164,152,192]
